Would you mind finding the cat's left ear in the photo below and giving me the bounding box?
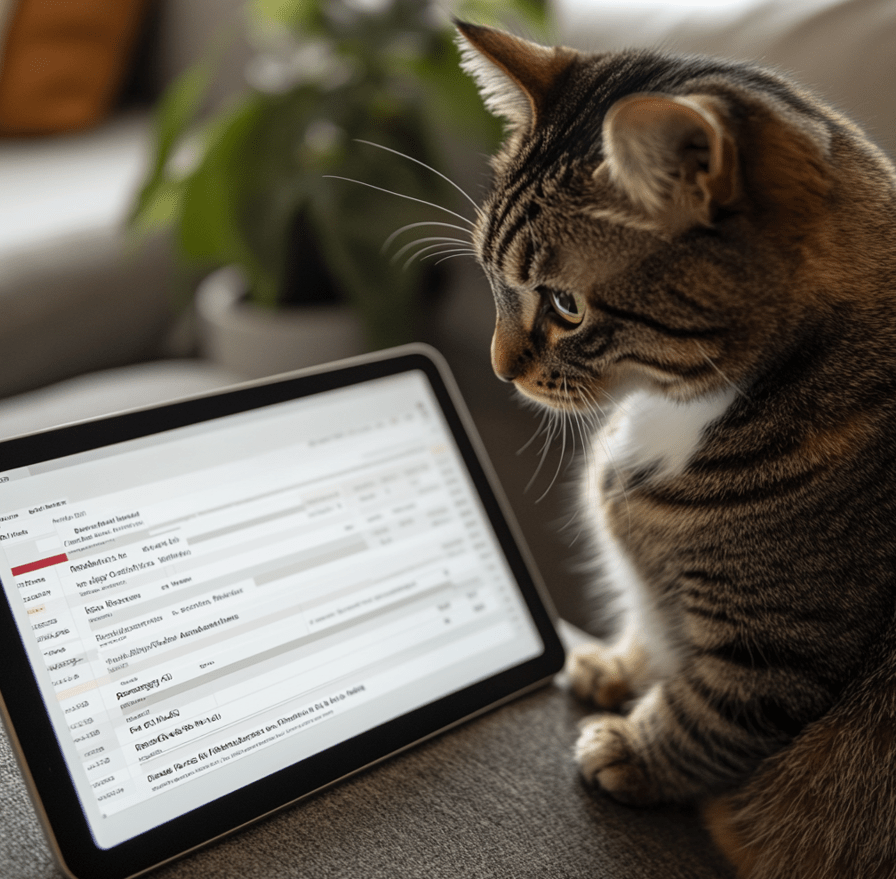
[455,21,575,132]
[602,93,739,227]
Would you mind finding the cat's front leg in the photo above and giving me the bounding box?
[565,629,652,710]
[575,687,685,806]
[575,712,655,805]
[570,636,701,806]
[574,676,774,806]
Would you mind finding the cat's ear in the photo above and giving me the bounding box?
[602,93,739,227]
[455,20,575,131]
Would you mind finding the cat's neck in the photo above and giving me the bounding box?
[601,387,737,480]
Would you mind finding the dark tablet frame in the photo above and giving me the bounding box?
[0,344,565,879]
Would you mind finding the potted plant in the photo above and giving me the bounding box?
[131,0,545,375]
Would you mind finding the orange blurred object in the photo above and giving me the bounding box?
[0,0,150,135]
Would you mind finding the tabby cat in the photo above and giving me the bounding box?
[454,20,896,879]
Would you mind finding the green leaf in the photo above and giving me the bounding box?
[177,101,267,284]
[455,0,548,32]
[249,0,318,30]
[130,0,550,330]
[311,122,456,348]
[129,30,230,228]
[130,179,184,237]
[152,62,214,177]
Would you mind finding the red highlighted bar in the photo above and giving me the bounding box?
[11,553,69,577]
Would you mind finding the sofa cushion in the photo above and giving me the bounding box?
[0,0,150,134]
[554,0,896,160]
[0,111,179,397]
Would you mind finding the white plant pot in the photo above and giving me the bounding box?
[195,266,365,378]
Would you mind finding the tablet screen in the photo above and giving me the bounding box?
[0,352,562,876]
[0,361,549,857]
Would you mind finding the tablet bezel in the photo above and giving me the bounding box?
[0,345,565,879]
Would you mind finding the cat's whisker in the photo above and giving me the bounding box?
[354,139,485,221]
[554,393,601,546]
[576,388,603,465]
[382,221,472,254]
[560,378,575,444]
[535,409,570,503]
[517,410,550,455]
[694,343,750,400]
[571,399,593,467]
[323,176,476,228]
[424,246,478,260]
[390,236,473,263]
[401,245,476,272]
[532,410,555,457]
[564,378,590,459]
[561,512,581,544]
[525,410,560,493]
[596,387,632,419]
[578,384,605,423]
[434,252,478,267]
[539,379,590,511]
[579,385,632,528]
[530,375,596,504]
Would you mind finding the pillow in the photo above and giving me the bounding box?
[552,0,896,160]
[0,0,149,135]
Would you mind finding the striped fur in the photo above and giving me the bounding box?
[457,21,896,878]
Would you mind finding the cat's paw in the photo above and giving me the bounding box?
[575,714,658,806]
[565,641,636,710]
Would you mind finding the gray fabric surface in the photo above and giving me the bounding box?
[0,361,244,440]
[1,682,733,878]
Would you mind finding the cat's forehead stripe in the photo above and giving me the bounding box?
[519,233,537,283]
[483,147,548,257]
[494,201,542,271]
[484,163,568,271]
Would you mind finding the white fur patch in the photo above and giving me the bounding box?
[455,34,531,128]
[597,519,682,679]
[602,387,736,479]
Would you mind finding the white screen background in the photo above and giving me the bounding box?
[0,371,543,849]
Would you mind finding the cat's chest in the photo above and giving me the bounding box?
[589,388,736,499]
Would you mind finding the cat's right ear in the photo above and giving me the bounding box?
[601,93,739,228]
[455,21,575,132]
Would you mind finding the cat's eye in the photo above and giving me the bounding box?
[544,287,586,325]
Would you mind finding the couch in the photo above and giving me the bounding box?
[0,0,251,398]
[1,0,894,876]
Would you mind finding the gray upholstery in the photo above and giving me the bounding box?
[0,670,732,879]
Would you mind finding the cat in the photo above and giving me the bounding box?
[454,19,896,879]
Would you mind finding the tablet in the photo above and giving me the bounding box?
[0,344,564,879]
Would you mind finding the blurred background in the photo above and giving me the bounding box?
[0,0,892,633]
